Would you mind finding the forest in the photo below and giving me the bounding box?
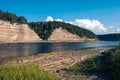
[97,33,120,41]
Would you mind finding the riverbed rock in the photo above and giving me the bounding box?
[0,20,41,43]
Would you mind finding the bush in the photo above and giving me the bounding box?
[67,44,120,79]
[103,44,120,79]
[81,58,102,73]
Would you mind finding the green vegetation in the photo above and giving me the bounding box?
[102,44,120,79]
[0,9,27,24]
[97,33,120,41]
[0,64,57,80]
[79,58,101,73]
[68,65,80,72]
[29,21,97,40]
[68,58,102,75]
[67,43,120,79]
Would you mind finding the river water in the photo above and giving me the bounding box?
[0,41,119,63]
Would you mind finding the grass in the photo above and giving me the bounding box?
[68,65,80,72]
[0,64,57,80]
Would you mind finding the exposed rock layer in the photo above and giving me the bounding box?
[0,20,41,42]
[48,27,95,41]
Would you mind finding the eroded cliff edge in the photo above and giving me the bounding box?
[0,20,41,43]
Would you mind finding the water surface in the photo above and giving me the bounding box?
[0,41,119,63]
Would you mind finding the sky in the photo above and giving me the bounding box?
[0,0,120,34]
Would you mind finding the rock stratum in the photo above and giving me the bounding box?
[0,20,41,43]
[48,27,86,41]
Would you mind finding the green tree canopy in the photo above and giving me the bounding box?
[0,9,27,24]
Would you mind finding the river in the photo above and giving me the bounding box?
[0,41,119,63]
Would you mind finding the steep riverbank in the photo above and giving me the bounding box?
[0,20,41,43]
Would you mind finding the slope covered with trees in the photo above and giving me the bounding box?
[29,21,97,40]
[0,9,27,24]
[97,33,120,41]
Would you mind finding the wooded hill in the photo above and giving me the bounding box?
[97,33,120,41]
[28,21,97,40]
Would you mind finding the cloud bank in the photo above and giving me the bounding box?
[46,16,119,34]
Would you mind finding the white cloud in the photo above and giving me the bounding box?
[55,18,63,22]
[46,16,53,22]
[66,19,107,34]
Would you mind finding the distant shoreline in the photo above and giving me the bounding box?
[0,40,99,44]
[0,40,118,44]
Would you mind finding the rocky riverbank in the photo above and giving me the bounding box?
[4,49,106,80]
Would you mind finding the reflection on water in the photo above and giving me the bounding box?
[0,41,119,63]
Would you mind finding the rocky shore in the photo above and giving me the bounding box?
[5,49,106,80]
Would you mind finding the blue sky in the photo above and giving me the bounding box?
[0,0,120,34]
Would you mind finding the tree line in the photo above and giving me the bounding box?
[97,33,120,41]
[0,9,27,24]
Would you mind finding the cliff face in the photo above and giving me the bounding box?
[48,27,87,41]
[0,20,41,43]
